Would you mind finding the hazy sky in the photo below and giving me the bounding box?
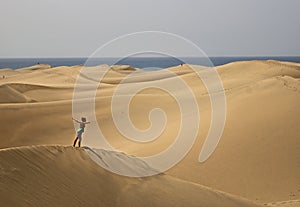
[1,0,299,57]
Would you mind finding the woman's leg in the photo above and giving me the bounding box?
[73,137,78,147]
[78,136,82,147]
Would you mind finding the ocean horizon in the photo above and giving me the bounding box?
[1,56,300,70]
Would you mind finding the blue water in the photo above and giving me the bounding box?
[1,56,300,70]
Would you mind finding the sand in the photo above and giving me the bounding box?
[0,145,260,207]
[0,60,299,206]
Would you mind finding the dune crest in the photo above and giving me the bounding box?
[83,146,160,177]
[0,145,261,207]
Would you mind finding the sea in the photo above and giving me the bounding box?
[1,56,300,70]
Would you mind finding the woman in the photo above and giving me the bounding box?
[72,117,90,147]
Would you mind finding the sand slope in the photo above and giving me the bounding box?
[0,145,261,207]
[167,74,300,202]
[0,84,34,103]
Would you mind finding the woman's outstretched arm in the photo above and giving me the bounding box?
[73,118,91,124]
[72,118,81,123]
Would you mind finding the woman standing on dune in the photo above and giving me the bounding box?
[72,117,90,147]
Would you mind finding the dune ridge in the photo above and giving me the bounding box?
[0,145,262,207]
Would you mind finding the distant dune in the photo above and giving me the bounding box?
[0,60,299,206]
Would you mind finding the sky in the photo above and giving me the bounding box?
[0,0,299,57]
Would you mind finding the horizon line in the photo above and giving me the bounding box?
[1,55,300,59]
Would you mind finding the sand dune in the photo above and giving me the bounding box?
[0,60,299,206]
[111,64,140,72]
[166,74,300,202]
[0,145,261,207]
[2,65,80,86]
[0,68,21,77]
[15,64,52,73]
[0,84,34,103]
